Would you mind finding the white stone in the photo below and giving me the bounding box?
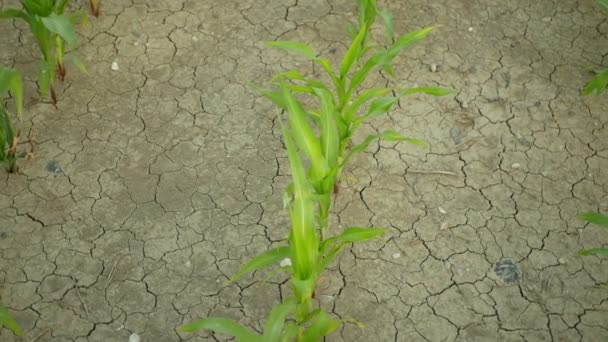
[468,27,474,32]
[430,63,437,72]
[392,253,401,259]
[511,163,520,169]
[111,61,119,71]
[129,333,140,342]
[280,258,292,267]
[438,207,447,214]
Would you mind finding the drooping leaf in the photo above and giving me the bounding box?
[347,52,387,97]
[229,246,290,283]
[266,41,316,60]
[38,59,54,97]
[582,68,608,96]
[180,317,263,341]
[327,226,386,244]
[598,0,608,12]
[0,303,23,337]
[0,67,23,120]
[400,86,455,97]
[366,97,398,117]
[344,130,426,166]
[280,322,299,342]
[252,84,287,110]
[579,248,608,257]
[301,310,341,342]
[344,87,391,122]
[41,13,77,47]
[263,298,296,341]
[22,0,54,17]
[578,212,608,228]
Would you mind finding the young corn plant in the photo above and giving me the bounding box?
[181,0,452,340]
[0,0,86,104]
[0,67,24,173]
[583,0,608,96]
[0,303,23,337]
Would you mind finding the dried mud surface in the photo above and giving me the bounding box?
[0,0,607,341]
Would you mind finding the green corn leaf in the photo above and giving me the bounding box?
[263,298,296,341]
[366,97,398,117]
[280,322,299,342]
[327,226,386,244]
[582,68,608,96]
[578,212,608,228]
[38,59,54,97]
[344,130,426,166]
[0,303,23,337]
[313,58,343,102]
[0,67,23,120]
[71,53,88,74]
[252,84,287,110]
[22,0,54,17]
[41,13,77,47]
[266,41,316,60]
[347,52,387,97]
[56,0,70,14]
[0,9,26,19]
[387,26,436,61]
[598,0,608,11]
[379,9,394,43]
[180,317,263,341]
[400,86,455,97]
[282,86,329,181]
[344,87,391,123]
[229,246,290,283]
[301,310,341,342]
[315,88,339,168]
[579,248,608,257]
[340,23,368,80]
[272,70,306,82]
[280,119,318,279]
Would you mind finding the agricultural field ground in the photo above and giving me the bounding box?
[1,0,607,341]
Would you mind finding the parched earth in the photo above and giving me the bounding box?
[1,0,607,341]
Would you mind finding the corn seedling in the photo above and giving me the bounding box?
[88,0,100,17]
[0,67,24,173]
[0,0,87,104]
[0,303,23,337]
[181,0,452,340]
[583,0,608,96]
[578,212,608,257]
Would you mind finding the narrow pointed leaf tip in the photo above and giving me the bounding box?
[266,41,316,60]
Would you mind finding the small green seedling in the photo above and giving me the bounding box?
[0,303,23,337]
[583,0,608,96]
[181,0,453,340]
[0,0,87,104]
[0,67,25,173]
[578,212,608,257]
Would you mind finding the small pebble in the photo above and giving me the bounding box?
[129,333,140,342]
[438,207,447,214]
[392,253,401,259]
[192,36,198,42]
[430,63,437,72]
[511,163,520,169]
[541,17,551,22]
[440,222,449,231]
[185,260,191,268]
[111,61,119,71]
[461,101,469,109]
[468,27,474,32]
[559,257,566,264]
[280,257,292,267]
[134,42,139,46]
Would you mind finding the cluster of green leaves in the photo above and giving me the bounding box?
[181,0,452,341]
[0,0,87,103]
[0,67,24,173]
[578,212,608,257]
[583,0,608,96]
[0,303,23,337]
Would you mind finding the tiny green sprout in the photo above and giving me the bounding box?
[0,303,23,337]
[578,212,608,257]
[0,67,25,173]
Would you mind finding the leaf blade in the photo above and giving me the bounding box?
[0,303,23,337]
[229,246,290,283]
[263,298,296,341]
[41,13,77,47]
[180,317,263,341]
[266,41,316,60]
[578,212,608,228]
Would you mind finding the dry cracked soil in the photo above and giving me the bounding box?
[1,0,608,341]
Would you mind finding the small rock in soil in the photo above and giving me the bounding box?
[449,127,462,145]
[46,160,63,176]
[494,258,521,284]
